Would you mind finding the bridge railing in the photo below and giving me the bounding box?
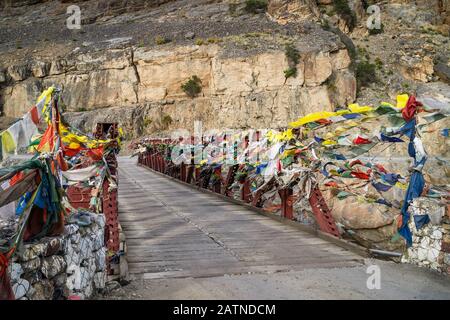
[137,141,340,238]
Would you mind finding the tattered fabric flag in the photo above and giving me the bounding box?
[380,133,403,143]
[413,214,430,230]
[30,106,40,125]
[396,94,409,109]
[442,128,449,137]
[351,171,370,180]
[37,124,55,153]
[337,191,352,200]
[372,181,393,192]
[382,173,400,185]
[402,95,423,121]
[314,136,324,144]
[1,131,16,154]
[399,168,426,246]
[353,136,371,145]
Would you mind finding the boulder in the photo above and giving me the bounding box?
[21,257,41,273]
[399,55,434,82]
[7,64,30,81]
[31,279,54,300]
[323,189,397,230]
[0,69,6,83]
[434,61,450,84]
[31,61,50,78]
[267,0,320,25]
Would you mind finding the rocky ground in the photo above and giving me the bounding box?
[347,1,450,104]
[98,259,450,299]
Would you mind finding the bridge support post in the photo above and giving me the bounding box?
[309,186,340,237]
[180,163,187,182]
[241,178,251,203]
[213,166,221,193]
[279,188,294,220]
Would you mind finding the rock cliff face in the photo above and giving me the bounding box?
[0,0,356,137]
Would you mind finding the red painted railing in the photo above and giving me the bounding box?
[137,142,340,238]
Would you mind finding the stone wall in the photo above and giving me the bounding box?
[401,197,450,275]
[7,213,107,300]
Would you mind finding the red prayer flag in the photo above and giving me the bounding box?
[30,106,40,125]
[353,136,371,145]
[402,95,423,121]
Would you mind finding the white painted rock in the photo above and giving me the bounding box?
[94,247,106,271]
[79,237,93,261]
[66,265,82,291]
[417,247,428,261]
[427,248,440,262]
[12,279,30,299]
[430,229,442,240]
[64,224,80,236]
[8,263,23,283]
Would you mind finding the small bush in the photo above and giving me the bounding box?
[285,43,300,65]
[195,38,205,46]
[333,0,356,31]
[356,60,377,88]
[155,35,171,45]
[375,57,383,70]
[207,37,222,44]
[284,43,300,79]
[181,76,202,98]
[284,67,297,79]
[244,0,268,14]
[368,23,384,35]
[144,117,152,127]
[321,19,331,31]
[161,114,173,128]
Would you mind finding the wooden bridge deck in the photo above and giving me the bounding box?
[118,157,363,280]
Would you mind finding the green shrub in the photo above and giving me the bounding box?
[181,76,202,97]
[333,0,356,31]
[375,57,383,70]
[207,37,222,44]
[368,23,384,35]
[356,60,377,88]
[144,117,152,127]
[284,67,297,79]
[285,43,300,65]
[195,38,205,46]
[284,43,300,79]
[321,19,331,31]
[244,0,268,14]
[155,35,171,45]
[161,114,173,128]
